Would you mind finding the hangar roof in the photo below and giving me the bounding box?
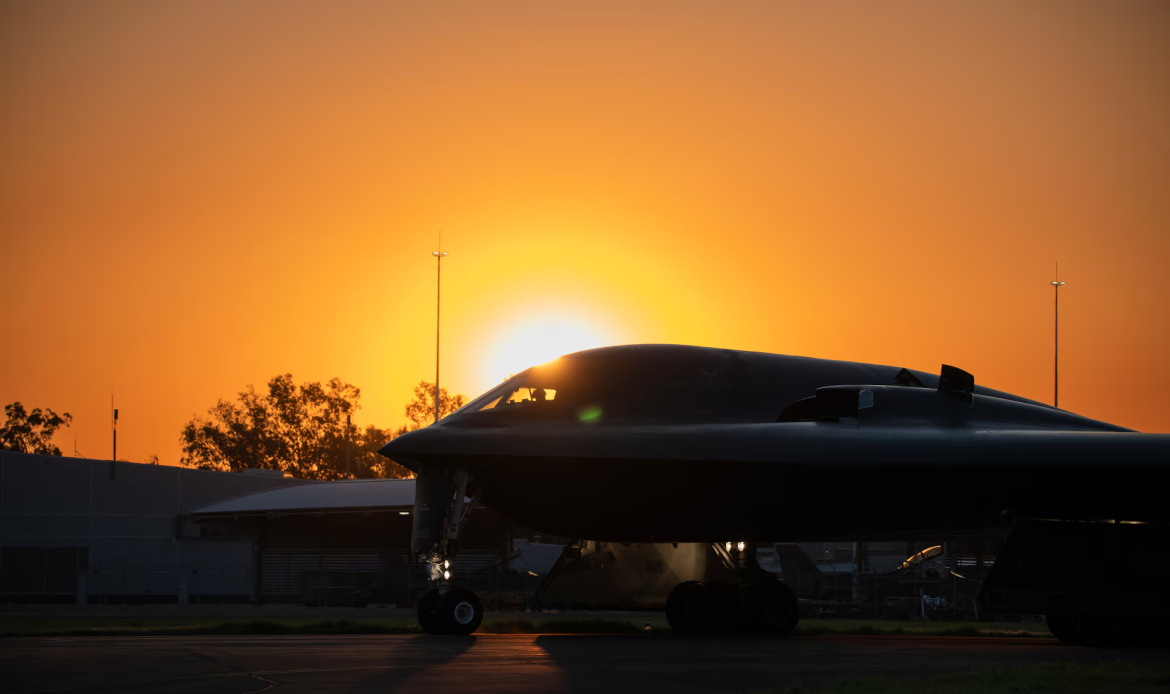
[190,478,415,519]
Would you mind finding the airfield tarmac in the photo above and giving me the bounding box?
[4,633,1164,694]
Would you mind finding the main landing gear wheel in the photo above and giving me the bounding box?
[745,581,798,634]
[705,583,742,633]
[417,589,442,634]
[1047,613,1165,647]
[437,588,484,635]
[666,580,799,635]
[1046,614,1089,645]
[666,581,709,634]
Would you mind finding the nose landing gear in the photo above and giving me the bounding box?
[413,466,485,635]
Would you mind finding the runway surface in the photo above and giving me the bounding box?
[2,634,1162,694]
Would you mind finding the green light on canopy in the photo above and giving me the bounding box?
[578,406,602,423]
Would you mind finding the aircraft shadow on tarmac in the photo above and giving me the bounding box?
[350,635,480,691]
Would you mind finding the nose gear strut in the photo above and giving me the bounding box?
[413,466,484,635]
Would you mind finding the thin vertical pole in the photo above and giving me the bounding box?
[345,414,351,479]
[1054,280,1059,408]
[1051,264,1066,409]
[110,402,118,482]
[432,238,448,425]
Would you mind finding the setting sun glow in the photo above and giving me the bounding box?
[1,2,1168,464]
[481,315,615,389]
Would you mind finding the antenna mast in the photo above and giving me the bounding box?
[110,393,118,481]
[1051,263,1067,408]
[432,233,449,425]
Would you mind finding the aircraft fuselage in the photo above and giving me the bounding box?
[380,345,1163,543]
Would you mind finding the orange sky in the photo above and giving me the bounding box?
[2,1,1168,465]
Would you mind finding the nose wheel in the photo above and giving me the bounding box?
[418,587,484,635]
[440,588,484,635]
[417,589,442,634]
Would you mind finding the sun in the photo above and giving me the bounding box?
[483,314,614,385]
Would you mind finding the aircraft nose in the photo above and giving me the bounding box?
[377,428,429,475]
[377,425,447,458]
[377,430,414,458]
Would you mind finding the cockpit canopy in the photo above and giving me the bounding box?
[441,344,1059,427]
[450,347,750,425]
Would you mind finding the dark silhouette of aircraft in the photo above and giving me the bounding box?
[379,344,1169,644]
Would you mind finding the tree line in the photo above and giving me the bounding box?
[0,403,72,456]
[179,376,466,479]
[1,377,467,480]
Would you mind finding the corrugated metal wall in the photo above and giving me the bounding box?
[0,451,302,601]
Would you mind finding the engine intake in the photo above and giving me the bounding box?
[777,365,1131,432]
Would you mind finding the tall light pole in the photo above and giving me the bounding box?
[110,398,118,481]
[1051,263,1066,408]
[432,243,449,425]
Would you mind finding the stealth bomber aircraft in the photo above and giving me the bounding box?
[380,345,1169,644]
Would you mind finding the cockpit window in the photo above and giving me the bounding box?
[449,350,747,423]
[451,366,562,416]
[477,387,557,411]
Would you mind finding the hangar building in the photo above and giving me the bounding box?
[0,451,549,606]
[0,451,301,602]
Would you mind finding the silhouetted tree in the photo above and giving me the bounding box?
[398,381,468,435]
[1,402,72,456]
[179,376,465,480]
[350,423,404,479]
[352,382,467,478]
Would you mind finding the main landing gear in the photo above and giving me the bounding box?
[666,542,799,635]
[413,466,486,635]
[981,520,1170,648]
[1047,613,1167,647]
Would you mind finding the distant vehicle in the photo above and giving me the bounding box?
[380,344,1169,644]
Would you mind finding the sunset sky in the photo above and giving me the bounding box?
[2,1,1168,465]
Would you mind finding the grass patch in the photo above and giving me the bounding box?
[761,660,1170,694]
[793,618,1050,638]
[0,615,653,637]
[0,614,1047,638]
[0,618,422,637]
